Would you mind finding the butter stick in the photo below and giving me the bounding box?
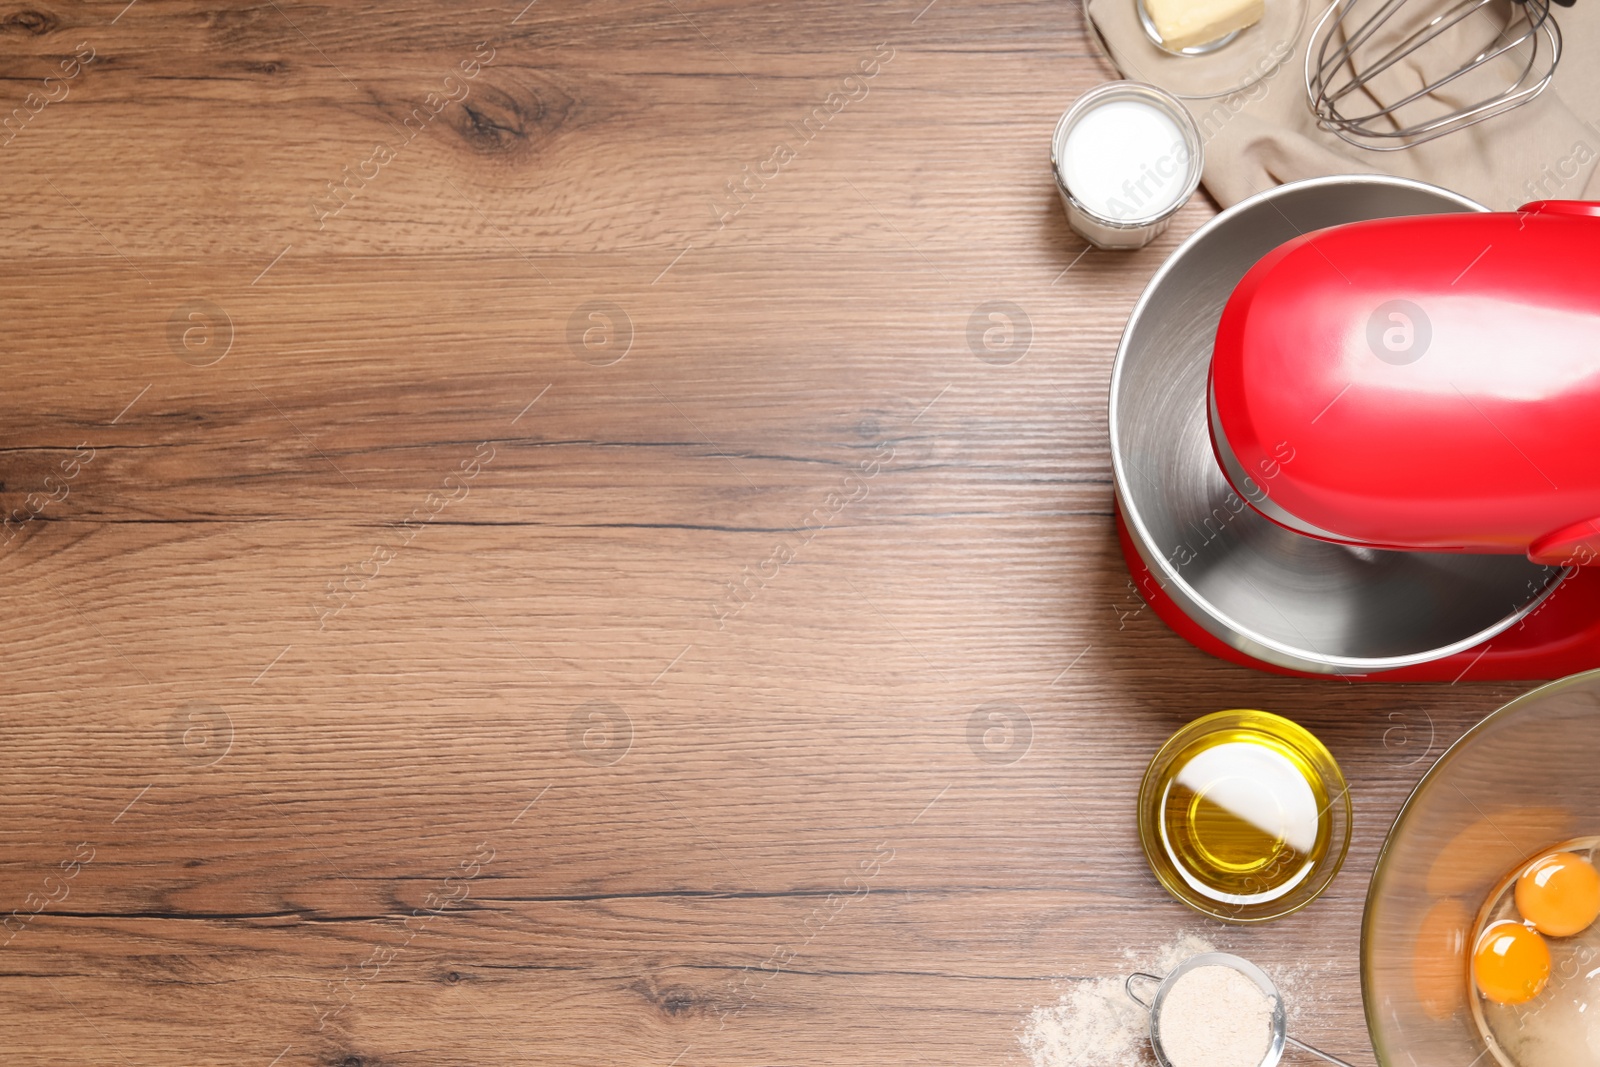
[1147,0,1263,50]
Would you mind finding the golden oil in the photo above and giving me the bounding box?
[1139,710,1350,922]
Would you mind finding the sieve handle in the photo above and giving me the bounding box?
[1285,1035,1359,1067]
[1124,971,1163,1010]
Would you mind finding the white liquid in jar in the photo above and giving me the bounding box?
[1061,99,1192,222]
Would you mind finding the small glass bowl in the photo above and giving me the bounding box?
[1138,709,1352,923]
[1049,81,1203,250]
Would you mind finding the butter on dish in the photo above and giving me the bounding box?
[1145,0,1263,50]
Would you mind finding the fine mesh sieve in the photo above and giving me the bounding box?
[1125,952,1357,1067]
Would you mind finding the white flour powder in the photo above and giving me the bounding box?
[1019,936,1317,1067]
[1020,975,1151,1067]
[1157,965,1272,1067]
[1020,935,1216,1067]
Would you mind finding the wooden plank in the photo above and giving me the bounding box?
[0,1,1533,1065]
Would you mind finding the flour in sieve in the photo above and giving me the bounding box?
[1158,965,1273,1067]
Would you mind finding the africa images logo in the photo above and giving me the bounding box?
[1367,299,1431,365]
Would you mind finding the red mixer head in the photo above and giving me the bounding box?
[1208,200,1600,567]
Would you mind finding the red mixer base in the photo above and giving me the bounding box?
[1115,505,1600,682]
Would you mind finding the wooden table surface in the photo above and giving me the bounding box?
[0,2,1539,1064]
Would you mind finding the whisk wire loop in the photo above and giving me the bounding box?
[1305,0,1561,150]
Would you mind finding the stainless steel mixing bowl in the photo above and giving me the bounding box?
[1108,175,1565,675]
[1362,670,1600,1066]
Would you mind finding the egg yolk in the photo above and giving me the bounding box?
[1473,921,1550,1005]
[1515,851,1600,937]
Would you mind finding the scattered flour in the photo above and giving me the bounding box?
[1020,975,1153,1067]
[1020,934,1216,1067]
[1268,960,1312,1033]
[1020,934,1328,1067]
[1142,934,1221,977]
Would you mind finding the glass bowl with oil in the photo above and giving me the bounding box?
[1138,709,1352,923]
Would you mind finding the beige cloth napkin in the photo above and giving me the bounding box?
[1086,0,1600,208]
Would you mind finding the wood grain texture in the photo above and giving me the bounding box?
[0,1,1538,1065]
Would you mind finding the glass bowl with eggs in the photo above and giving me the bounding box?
[1363,670,1600,1067]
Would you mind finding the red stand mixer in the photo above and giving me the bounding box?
[1109,177,1600,681]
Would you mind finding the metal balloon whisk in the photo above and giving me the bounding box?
[1306,0,1565,151]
